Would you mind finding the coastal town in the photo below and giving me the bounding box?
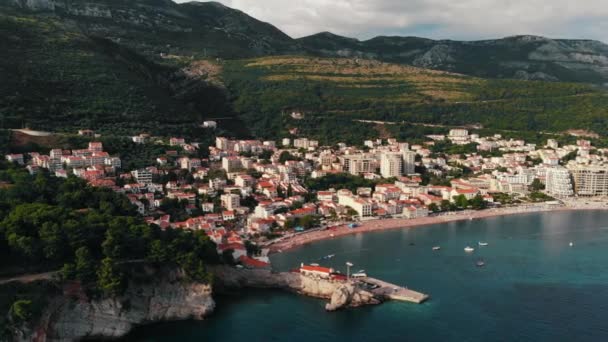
[5,126,608,270]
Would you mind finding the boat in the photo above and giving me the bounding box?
[478,242,489,246]
[322,254,335,259]
[464,246,475,253]
[476,260,485,267]
[569,242,574,247]
[432,246,441,251]
[310,263,319,266]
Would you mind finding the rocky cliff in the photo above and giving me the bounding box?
[13,268,215,342]
[9,266,379,341]
[211,266,381,310]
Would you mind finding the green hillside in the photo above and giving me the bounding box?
[223,56,608,144]
[0,7,234,136]
[2,1,608,144]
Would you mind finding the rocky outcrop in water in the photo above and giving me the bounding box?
[212,266,381,311]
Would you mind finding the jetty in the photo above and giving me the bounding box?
[359,277,429,304]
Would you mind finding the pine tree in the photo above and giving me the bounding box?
[97,257,124,297]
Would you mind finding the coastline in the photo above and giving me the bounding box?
[266,203,608,254]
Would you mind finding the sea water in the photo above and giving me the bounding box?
[125,210,608,341]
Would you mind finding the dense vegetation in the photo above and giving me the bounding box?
[0,162,218,294]
[223,56,608,144]
[305,173,395,193]
[0,8,235,136]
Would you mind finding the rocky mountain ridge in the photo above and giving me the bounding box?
[5,0,608,83]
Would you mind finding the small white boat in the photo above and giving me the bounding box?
[310,263,320,266]
[476,260,485,267]
[464,246,475,253]
[478,242,489,246]
[432,246,441,251]
[569,242,574,247]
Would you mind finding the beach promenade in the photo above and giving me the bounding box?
[266,202,608,253]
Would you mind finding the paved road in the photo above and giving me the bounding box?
[0,271,59,285]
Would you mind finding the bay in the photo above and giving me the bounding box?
[125,210,608,341]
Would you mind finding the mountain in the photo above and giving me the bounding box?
[222,56,608,145]
[6,0,301,58]
[298,34,608,84]
[2,0,608,142]
[0,0,247,135]
[6,0,608,84]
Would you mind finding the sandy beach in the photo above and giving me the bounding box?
[266,203,608,254]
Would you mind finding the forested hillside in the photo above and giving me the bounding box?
[223,56,608,144]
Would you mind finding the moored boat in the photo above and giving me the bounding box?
[432,246,441,251]
[478,242,488,246]
[464,246,475,253]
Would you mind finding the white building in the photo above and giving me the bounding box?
[545,167,574,197]
[449,129,469,137]
[402,150,416,175]
[380,152,403,178]
[203,121,217,129]
[132,169,153,184]
[221,193,241,210]
[338,193,373,217]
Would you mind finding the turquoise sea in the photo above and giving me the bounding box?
[125,210,608,341]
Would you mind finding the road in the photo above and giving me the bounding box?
[0,271,59,285]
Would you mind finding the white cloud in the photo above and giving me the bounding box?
[175,0,608,42]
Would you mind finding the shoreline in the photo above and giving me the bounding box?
[266,203,608,254]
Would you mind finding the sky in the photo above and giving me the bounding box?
[175,0,608,42]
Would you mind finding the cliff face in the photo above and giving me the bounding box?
[16,269,215,342]
[211,266,381,310]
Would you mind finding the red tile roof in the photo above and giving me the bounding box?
[300,265,332,274]
[238,256,270,268]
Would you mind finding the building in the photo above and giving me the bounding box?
[569,165,608,197]
[170,137,185,146]
[299,263,334,279]
[202,121,217,129]
[546,139,559,149]
[449,129,469,137]
[132,169,153,184]
[5,154,24,165]
[222,157,242,172]
[293,138,319,149]
[221,193,241,211]
[216,137,234,151]
[338,194,373,217]
[545,167,574,197]
[402,150,416,175]
[88,142,103,152]
[380,152,403,178]
[342,154,377,175]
